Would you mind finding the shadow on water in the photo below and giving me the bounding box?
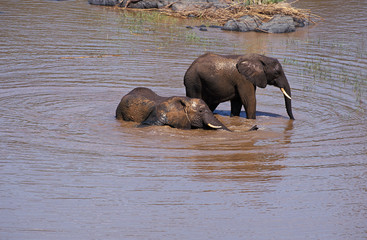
[214,110,286,119]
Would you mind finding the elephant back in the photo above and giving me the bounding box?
[116,88,158,122]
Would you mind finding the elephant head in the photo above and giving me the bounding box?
[236,54,294,120]
[142,97,230,131]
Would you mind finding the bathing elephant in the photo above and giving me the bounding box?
[184,53,294,119]
[116,87,230,131]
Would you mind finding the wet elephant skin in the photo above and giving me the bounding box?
[116,87,230,130]
[184,53,294,119]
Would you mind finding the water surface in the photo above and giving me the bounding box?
[0,0,366,239]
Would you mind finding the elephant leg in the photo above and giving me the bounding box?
[230,98,242,116]
[237,82,256,119]
[244,100,256,119]
[208,102,219,112]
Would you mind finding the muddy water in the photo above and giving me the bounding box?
[1,0,366,239]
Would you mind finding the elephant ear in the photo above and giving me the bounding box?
[167,97,192,129]
[139,107,165,127]
[236,58,267,88]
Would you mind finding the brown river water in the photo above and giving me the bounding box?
[1,0,366,239]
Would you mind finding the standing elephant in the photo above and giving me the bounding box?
[116,87,230,130]
[184,53,294,119]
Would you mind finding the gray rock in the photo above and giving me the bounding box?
[171,1,217,12]
[171,2,189,11]
[120,0,168,8]
[257,15,296,33]
[88,0,118,6]
[238,15,262,31]
[222,20,239,31]
[222,15,261,32]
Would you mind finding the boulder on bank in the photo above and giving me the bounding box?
[221,14,304,33]
[119,0,168,9]
[222,15,262,32]
[170,0,228,12]
[88,0,118,6]
[256,15,295,33]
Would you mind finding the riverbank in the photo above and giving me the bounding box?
[88,0,321,33]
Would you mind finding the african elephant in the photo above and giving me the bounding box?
[184,53,294,119]
[116,87,230,130]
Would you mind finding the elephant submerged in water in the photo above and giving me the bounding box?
[184,53,294,120]
[116,87,230,131]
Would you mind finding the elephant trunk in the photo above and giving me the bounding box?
[202,113,231,131]
[281,82,294,120]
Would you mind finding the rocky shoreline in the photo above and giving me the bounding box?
[88,0,316,33]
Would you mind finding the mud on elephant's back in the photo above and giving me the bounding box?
[116,95,156,123]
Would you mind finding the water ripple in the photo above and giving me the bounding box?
[1,0,367,239]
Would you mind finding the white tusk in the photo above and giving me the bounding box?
[281,88,292,100]
[208,123,222,129]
